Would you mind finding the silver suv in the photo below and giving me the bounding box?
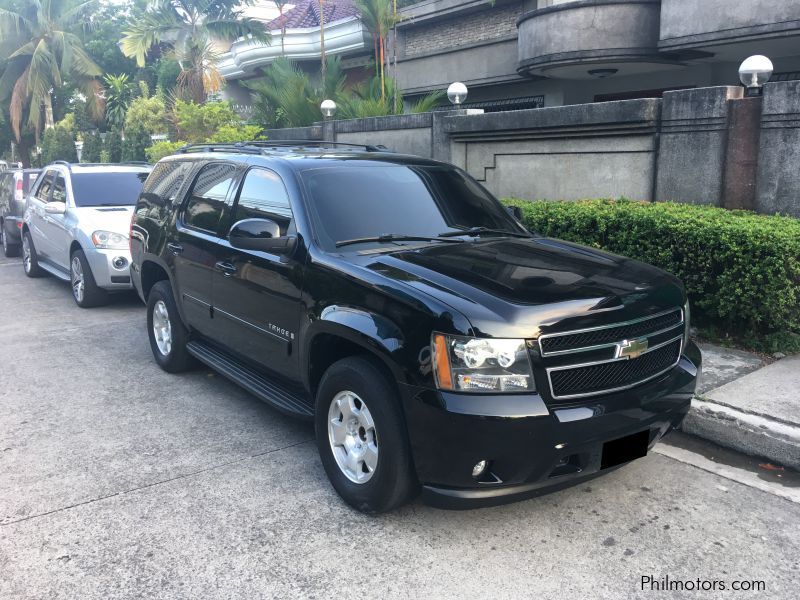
[22,162,152,307]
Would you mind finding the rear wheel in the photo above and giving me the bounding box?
[315,356,417,513]
[22,231,43,277]
[1,225,20,257]
[70,250,108,308]
[147,280,195,373]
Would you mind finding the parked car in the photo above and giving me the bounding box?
[22,162,152,307]
[130,142,701,513]
[1,167,41,257]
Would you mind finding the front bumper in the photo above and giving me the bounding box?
[401,341,701,509]
[84,247,133,290]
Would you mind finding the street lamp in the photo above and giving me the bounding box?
[320,99,337,119]
[739,55,773,97]
[447,82,468,106]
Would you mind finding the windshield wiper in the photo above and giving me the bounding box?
[438,226,530,238]
[335,234,466,248]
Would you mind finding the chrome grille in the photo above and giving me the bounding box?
[539,308,685,402]
[548,339,682,400]
[539,308,683,356]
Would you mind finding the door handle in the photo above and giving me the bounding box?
[167,242,183,255]
[214,261,237,276]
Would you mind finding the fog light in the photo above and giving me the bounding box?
[112,256,128,270]
[472,460,488,478]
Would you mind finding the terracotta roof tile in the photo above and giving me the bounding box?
[269,0,359,29]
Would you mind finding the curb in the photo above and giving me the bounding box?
[681,398,800,471]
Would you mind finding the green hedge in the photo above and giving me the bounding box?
[505,198,800,334]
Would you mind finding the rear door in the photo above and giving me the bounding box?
[169,161,240,337]
[209,167,303,378]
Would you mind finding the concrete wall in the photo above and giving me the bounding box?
[756,81,800,215]
[265,86,800,217]
[659,0,800,49]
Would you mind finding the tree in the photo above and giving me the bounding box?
[41,123,78,164]
[104,73,136,130]
[82,130,103,162]
[274,1,290,55]
[0,0,105,157]
[121,0,270,104]
[354,0,396,102]
[173,99,242,143]
[124,83,168,135]
[105,128,123,163]
[121,124,151,162]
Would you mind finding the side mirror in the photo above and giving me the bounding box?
[229,218,295,254]
[44,201,66,215]
[505,205,524,221]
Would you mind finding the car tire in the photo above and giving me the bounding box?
[315,356,417,513]
[70,249,109,308]
[22,230,44,277]
[1,226,20,257]
[147,280,195,373]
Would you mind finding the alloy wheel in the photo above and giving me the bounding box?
[328,390,379,484]
[152,300,173,356]
[71,256,84,303]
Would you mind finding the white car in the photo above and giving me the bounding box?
[22,162,152,307]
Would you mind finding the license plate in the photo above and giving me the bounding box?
[601,430,650,469]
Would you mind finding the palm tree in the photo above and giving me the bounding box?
[121,0,271,104]
[103,73,135,130]
[354,0,396,102]
[0,0,104,147]
[274,1,290,55]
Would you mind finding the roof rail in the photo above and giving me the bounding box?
[121,161,152,166]
[175,140,390,155]
[51,160,73,170]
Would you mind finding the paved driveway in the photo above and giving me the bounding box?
[1,254,799,599]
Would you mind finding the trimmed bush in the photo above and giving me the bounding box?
[505,198,800,335]
[81,131,103,163]
[145,140,186,163]
[105,128,123,163]
[122,125,152,162]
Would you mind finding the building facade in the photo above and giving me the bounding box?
[221,0,800,111]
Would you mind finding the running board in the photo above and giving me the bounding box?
[39,260,70,282]
[186,340,314,419]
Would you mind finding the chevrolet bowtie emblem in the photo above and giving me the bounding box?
[617,337,649,359]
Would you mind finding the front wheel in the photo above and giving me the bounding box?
[22,231,43,277]
[70,250,108,308]
[146,280,195,373]
[315,357,417,513]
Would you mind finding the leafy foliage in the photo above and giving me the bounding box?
[124,86,168,135]
[145,140,185,163]
[505,198,800,335]
[41,123,78,164]
[104,73,136,130]
[81,130,103,163]
[122,125,152,162]
[0,0,104,143]
[104,128,123,163]
[120,0,270,103]
[173,99,242,143]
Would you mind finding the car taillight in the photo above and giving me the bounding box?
[14,179,23,201]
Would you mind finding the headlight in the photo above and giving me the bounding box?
[432,333,536,393]
[91,230,128,249]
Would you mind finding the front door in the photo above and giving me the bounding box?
[27,170,55,258]
[210,167,303,379]
[170,162,240,337]
[43,173,72,270]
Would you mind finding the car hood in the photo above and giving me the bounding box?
[74,206,134,235]
[358,237,685,338]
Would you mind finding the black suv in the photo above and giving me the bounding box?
[130,142,701,513]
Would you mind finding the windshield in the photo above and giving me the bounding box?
[301,164,528,250]
[70,171,150,207]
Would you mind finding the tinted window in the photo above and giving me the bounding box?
[22,171,40,194]
[301,165,527,250]
[71,171,149,207]
[35,172,55,201]
[51,175,67,204]
[234,168,293,235]
[142,161,193,207]
[183,163,237,233]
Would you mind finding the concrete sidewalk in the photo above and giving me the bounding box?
[683,353,800,470]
